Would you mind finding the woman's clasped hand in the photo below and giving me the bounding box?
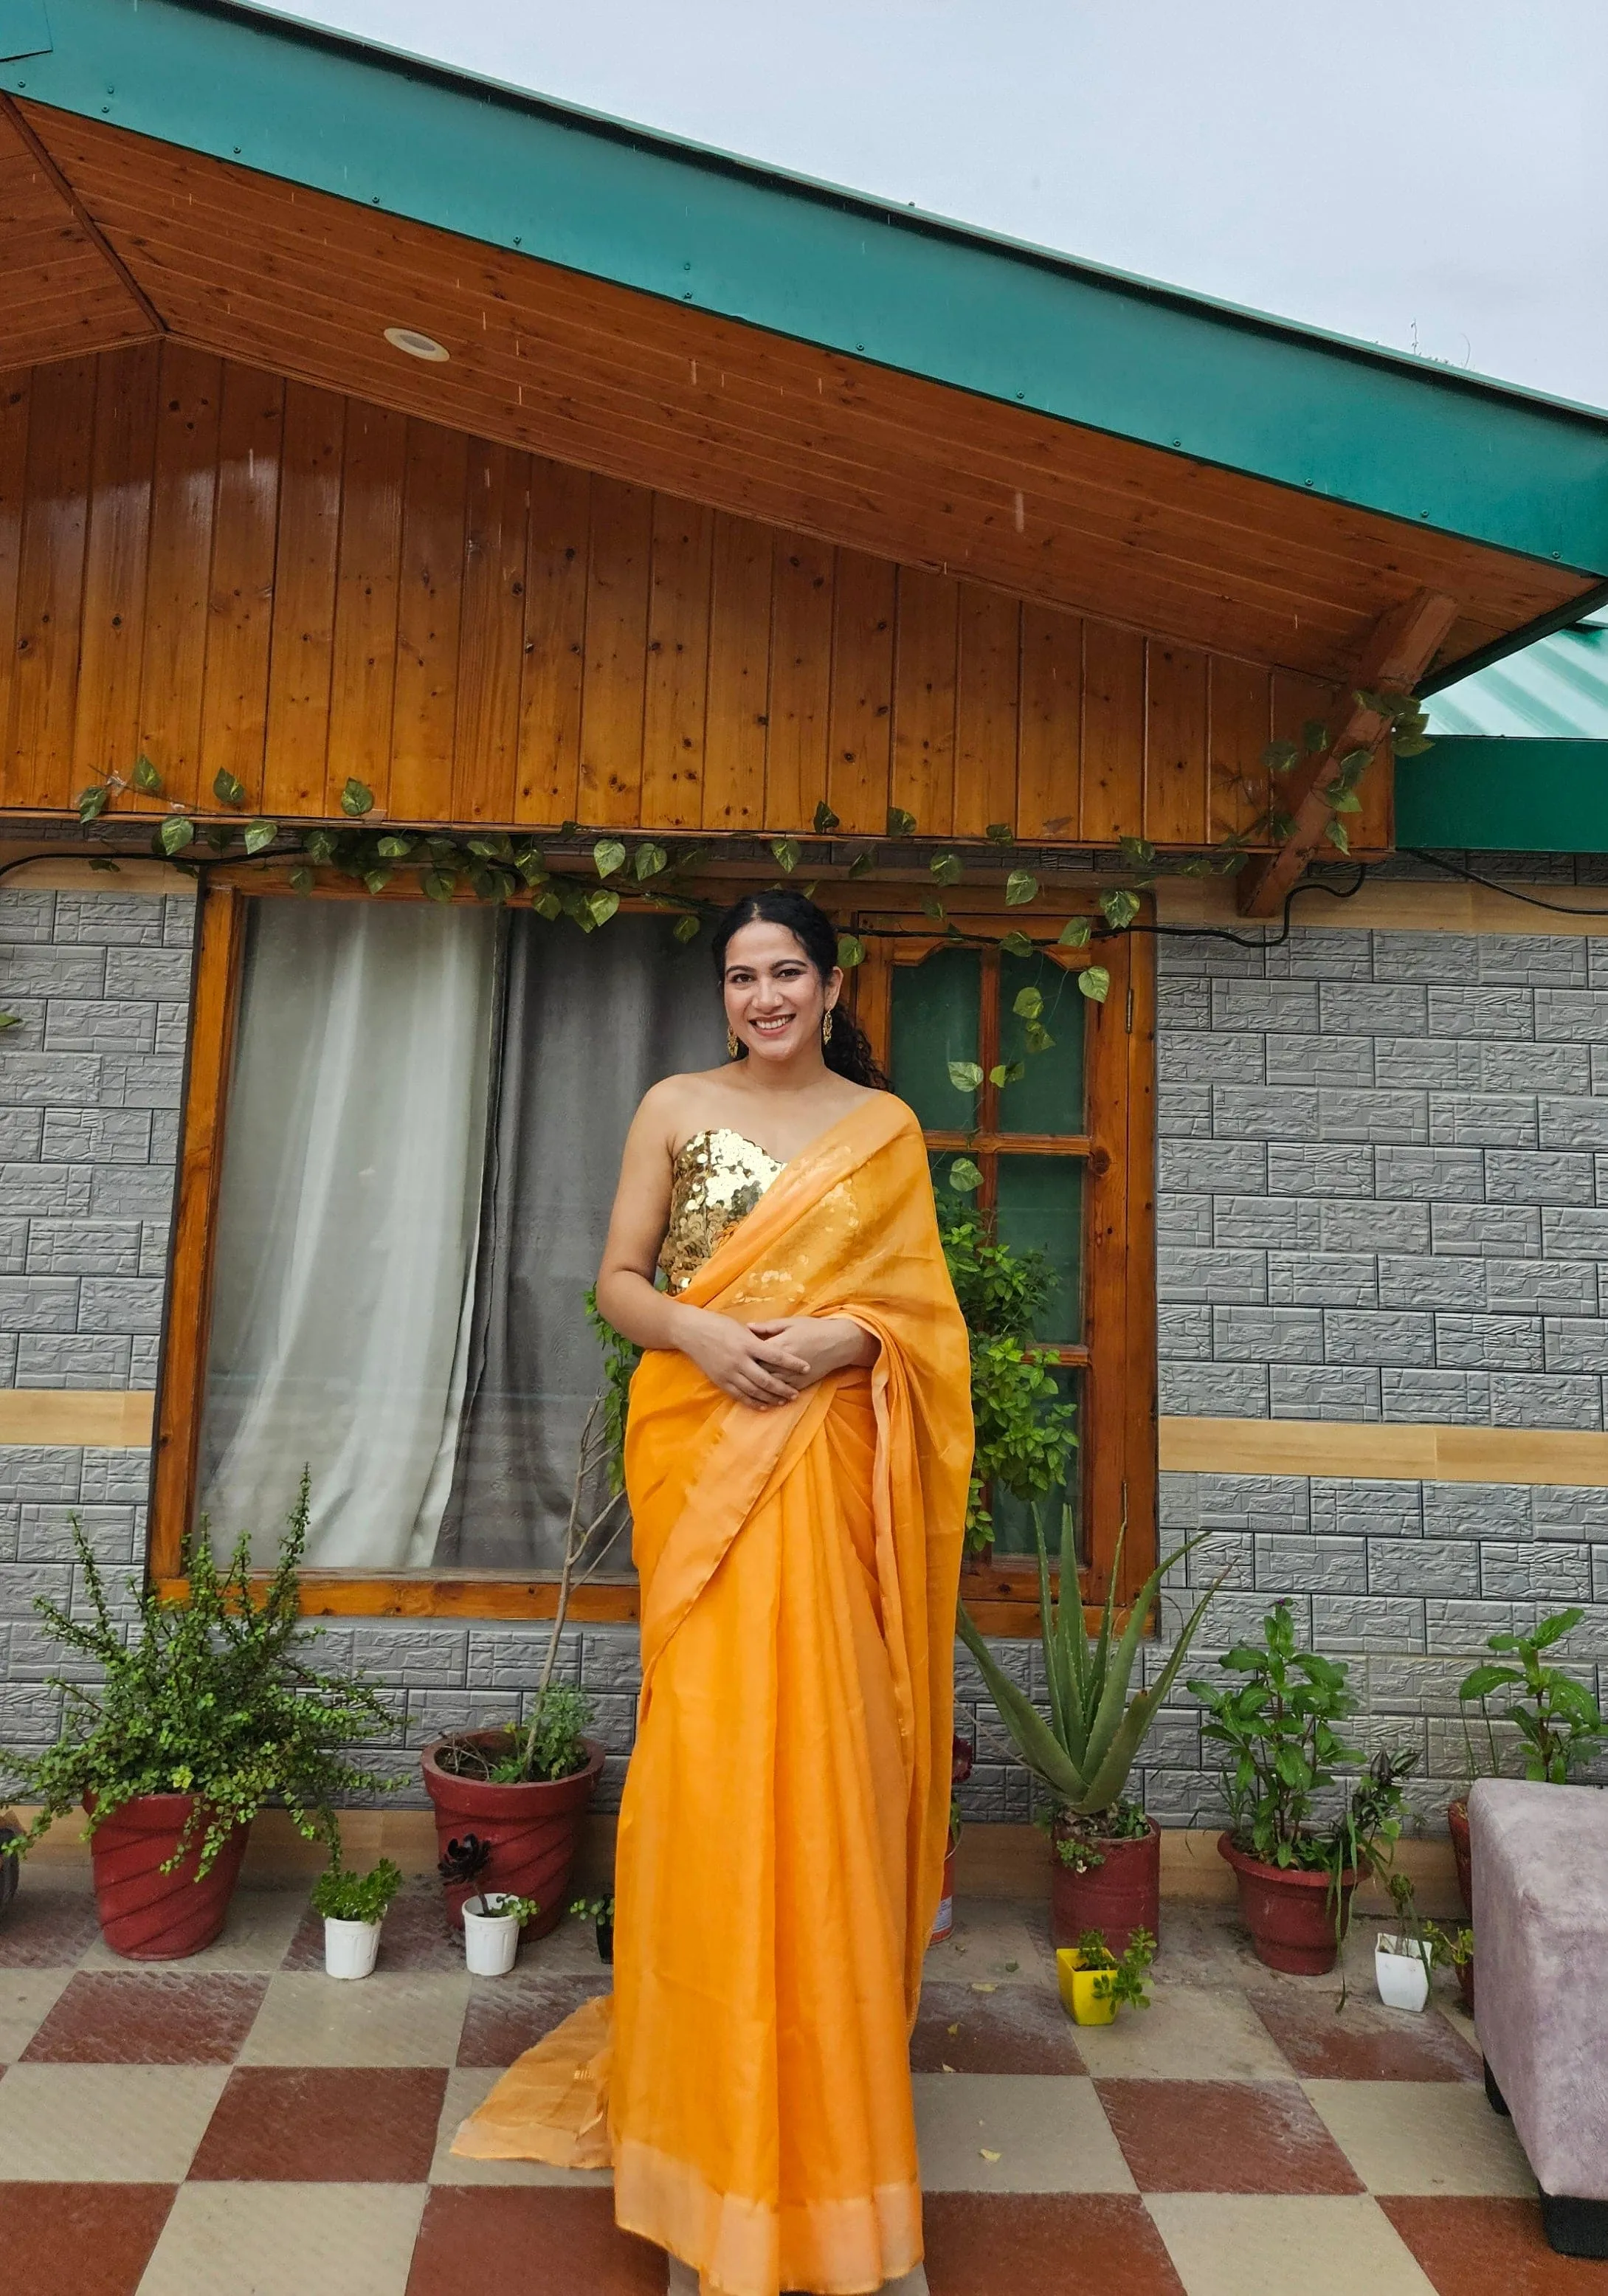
[674,1306,871,1407]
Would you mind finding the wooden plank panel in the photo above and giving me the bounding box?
[197,363,283,811]
[701,511,771,833]
[72,344,159,795]
[826,549,895,835]
[1142,640,1209,847]
[0,369,27,779]
[450,435,527,823]
[1207,654,1271,844]
[890,565,958,838]
[324,399,405,816]
[515,454,589,826]
[1269,666,1344,855]
[639,493,712,829]
[579,476,652,827]
[4,354,94,810]
[387,417,465,822]
[260,382,345,816]
[1018,604,1082,838]
[764,536,833,831]
[135,345,223,813]
[953,587,1020,840]
[1080,621,1145,846]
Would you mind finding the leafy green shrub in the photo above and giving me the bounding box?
[1075,1925,1156,2012]
[0,1475,400,1878]
[312,1855,404,1923]
[1457,1607,1607,1784]
[937,1204,1077,1551]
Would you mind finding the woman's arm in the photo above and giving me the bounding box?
[595,1092,813,1409]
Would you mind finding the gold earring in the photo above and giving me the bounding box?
[727,1024,740,1059]
[821,1008,835,1046]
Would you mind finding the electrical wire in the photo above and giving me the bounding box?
[1401,847,1608,918]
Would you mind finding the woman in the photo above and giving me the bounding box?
[455,891,971,2296]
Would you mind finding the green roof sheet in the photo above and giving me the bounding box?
[8,0,1608,581]
[1425,615,1608,740]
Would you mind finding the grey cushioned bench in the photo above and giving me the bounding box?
[1470,1777,1608,2257]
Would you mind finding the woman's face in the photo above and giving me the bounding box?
[722,922,841,1067]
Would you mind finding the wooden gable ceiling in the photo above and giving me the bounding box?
[0,94,1599,696]
[0,102,151,365]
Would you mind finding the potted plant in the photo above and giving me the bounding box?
[1447,1607,1607,1913]
[932,1735,973,1945]
[571,1893,615,1965]
[424,1357,629,1936]
[0,1477,398,1959]
[1190,1603,1415,1975]
[1426,1919,1475,2013]
[312,1852,404,1979]
[1375,1872,1437,2013]
[958,1507,1220,1950]
[441,1834,540,1975]
[1056,1925,1156,2027]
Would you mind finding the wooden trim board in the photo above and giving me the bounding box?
[0,1390,154,1445]
[1159,872,1608,936]
[1159,1416,1608,1488]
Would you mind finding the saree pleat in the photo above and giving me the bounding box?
[455,1096,971,2296]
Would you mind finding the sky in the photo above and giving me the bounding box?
[273,0,1608,412]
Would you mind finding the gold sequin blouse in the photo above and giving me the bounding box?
[658,1127,784,1292]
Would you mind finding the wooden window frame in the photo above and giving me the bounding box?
[151,871,1155,1635]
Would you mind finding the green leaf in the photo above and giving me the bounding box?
[1393,732,1434,757]
[948,1156,984,1193]
[514,846,548,884]
[999,929,1035,957]
[836,933,865,969]
[212,768,246,808]
[1004,869,1039,906]
[931,851,963,886]
[1077,965,1111,1004]
[87,858,120,874]
[1057,917,1092,948]
[1302,717,1330,756]
[886,806,917,837]
[369,833,410,858]
[635,841,669,880]
[846,847,876,878]
[767,836,799,874]
[203,824,234,853]
[984,821,1012,844]
[159,815,195,856]
[289,864,314,895]
[421,867,457,903]
[303,828,338,865]
[948,1060,985,1093]
[812,799,841,832]
[1012,985,1044,1021]
[921,895,947,923]
[76,784,111,823]
[593,838,627,879]
[672,912,702,944]
[1100,888,1140,930]
[131,754,164,795]
[1324,817,1351,855]
[1117,835,1156,868]
[1262,739,1300,776]
[589,888,621,927]
[1024,1018,1055,1052]
[1328,788,1363,813]
[340,778,375,818]
[241,818,277,856]
[362,866,393,895]
[532,887,563,920]
[1531,1607,1585,1650]
[989,1060,1025,1087]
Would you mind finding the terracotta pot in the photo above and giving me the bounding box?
[422,1733,604,1937]
[1051,1817,1161,1954]
[1447,1798,1472,1916]
[1218,1835,1358,1976]
[87,1793,250,1960]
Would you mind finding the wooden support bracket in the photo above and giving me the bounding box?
[1236,589,1459,918]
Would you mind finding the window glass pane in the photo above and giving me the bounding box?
[990,1368,1083,1559]
[995,1153,1083,1341]
[890,947,981,1131]
[998,951,1086,1134]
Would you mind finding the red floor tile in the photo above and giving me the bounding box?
[0,2182,175,2295]
[911,1982,1085,2074]
[1249,1990,1481,2081]
[187,2066,449,2181]
[0,1883,103,1968]
[1096,2078,1365,2194]
[20,1971,267,2064]
[281,1883,467,1974]
[924,2193,1186,2295]
[407,2188,665,2294]
[457,1973,612,2067]
[1381,2197,1608,2294]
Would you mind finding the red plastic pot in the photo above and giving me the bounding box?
[87,1793,250,1960]
[1447,1798,1471,1916]
[1051,1817,1161,1954]
[421,1733,604,1937]
[1218,1835,1358,1975]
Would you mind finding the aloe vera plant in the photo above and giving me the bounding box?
[957,1509,1220,1816]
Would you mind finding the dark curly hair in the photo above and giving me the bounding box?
[710,890,888,1089]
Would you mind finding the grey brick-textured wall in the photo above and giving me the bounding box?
[4,885,1606,1833]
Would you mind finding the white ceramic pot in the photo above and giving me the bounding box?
[324,1915,382,1979]
[1375,1934,1432,2013]
[463,1895,522,1976]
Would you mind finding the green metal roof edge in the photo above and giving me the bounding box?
[10,0,1608,579]
[1395,739,1608,854]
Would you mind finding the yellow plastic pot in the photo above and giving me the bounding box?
[1056,1947,1117,2026]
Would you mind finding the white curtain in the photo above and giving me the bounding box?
[198,898,499,1568]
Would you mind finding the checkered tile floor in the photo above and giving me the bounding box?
[0,1875,1581,2295]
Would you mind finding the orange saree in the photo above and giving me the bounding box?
[456,1094,971,2296]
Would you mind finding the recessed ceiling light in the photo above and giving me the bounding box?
[384,326,450,363]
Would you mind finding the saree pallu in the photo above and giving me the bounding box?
[457,1094,971,2296]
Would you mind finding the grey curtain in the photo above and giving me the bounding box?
[436,911,727,1571]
